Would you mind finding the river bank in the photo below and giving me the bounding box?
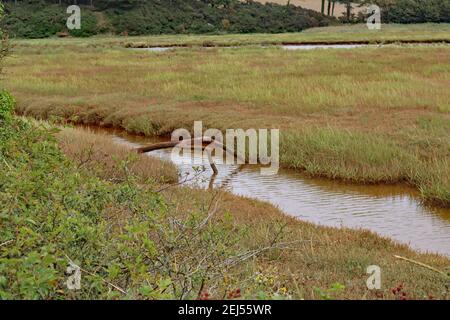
[2,100,449,299]
[7,40,449,206]
[55,124,450,299]
[12,24,450,48]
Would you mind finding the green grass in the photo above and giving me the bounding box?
[5,35,449,205]
[12,23,450,48]
[2,101,449,299]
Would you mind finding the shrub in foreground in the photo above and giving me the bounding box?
[0,90,248,299]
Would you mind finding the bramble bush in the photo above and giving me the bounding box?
[0,90,290,299]
[0,90,14,124]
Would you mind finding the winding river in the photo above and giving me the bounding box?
[97,129,450,257]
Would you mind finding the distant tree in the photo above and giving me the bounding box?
[0,2,9,76]
[337,0,362,21]
[360,0,450,23]
[322,1,338,16]
[95,0,146,10]
[1,0,334,37]
[201,0,238,8]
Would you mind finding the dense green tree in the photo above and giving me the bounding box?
[0,2,9,75]
[3,0,447,38]
[1,0,333,37]
[320,1,339,17]
[360,0,450,23]
[336,0,362,21]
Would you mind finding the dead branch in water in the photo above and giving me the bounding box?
[137,137,242,160]
[136,140,183,153]
[205,148,218,175]
[136,137,244,175]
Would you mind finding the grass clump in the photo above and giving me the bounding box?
[56,127,178,185]
[1,91,449,299]
[0,89,14,124]
[0,92,252,299]
[280,128,413,183]
[6,42,449,205]
[416,159,450,208]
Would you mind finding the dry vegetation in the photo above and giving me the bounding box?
[57,127,177,184]
[6,37,450,205]
[12,23,450,48]
[3,23,450,297]
[54,126,450,300]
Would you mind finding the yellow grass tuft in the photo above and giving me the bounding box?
[57,127,178,184]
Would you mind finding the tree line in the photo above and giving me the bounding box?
[1,0,333,38]
[318,0,450,23]
[2,0,449,38]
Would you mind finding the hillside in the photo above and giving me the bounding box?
[258,0,364,18]
[261,0,450,22]
[1,0,333,38]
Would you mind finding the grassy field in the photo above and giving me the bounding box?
[12,23,450,48]
[5,30,450,206]
[2,21,450,298]
[2,103,449,299]
[54,126,450,299]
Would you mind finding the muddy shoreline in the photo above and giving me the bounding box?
[76,122,449,208]
[74,123,450,257]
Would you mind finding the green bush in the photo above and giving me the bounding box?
[2,4,66,38]
[1,0,333,38]
[0,107,250,299]
[367,0,450,23]
[68,10,98,37]
[0,90,15,124]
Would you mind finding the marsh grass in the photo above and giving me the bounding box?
[54,126,450,300]
[56,127,178,184]
[11,23,450,49]
[280,128,413,182]
[5,36,450,205]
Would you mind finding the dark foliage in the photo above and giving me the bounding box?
[359,0,450,24]
[1,0,332,38]
[382,0,450,23]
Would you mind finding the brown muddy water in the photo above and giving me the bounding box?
[96,128,450,257]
